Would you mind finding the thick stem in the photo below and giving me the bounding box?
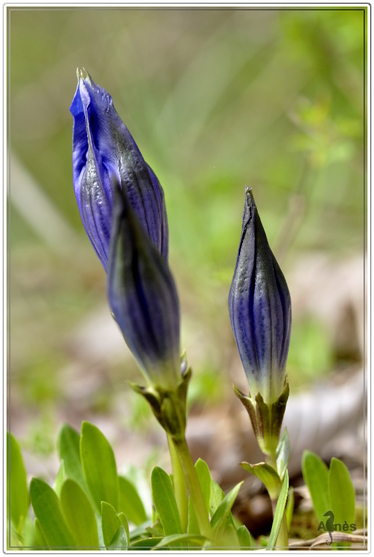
[167,434,188,531]
[277,514,289,550]
[172,435,213,541]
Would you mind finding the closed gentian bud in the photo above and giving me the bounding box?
[229,187,291,405]
[70,68,168,271]
[107,181,180,391]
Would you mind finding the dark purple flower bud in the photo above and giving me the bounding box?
[70,68,168,271]
[107,182,180,390]
[229,187,292,404]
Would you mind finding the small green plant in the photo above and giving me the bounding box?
[7,69,363,551]
[8,425,251,550]
[301,450,361,548]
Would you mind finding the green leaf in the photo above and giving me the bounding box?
[188,458,211,535]
[210,478,225,516]
[109,525,128,549]
[21,516,38,549]
[286,486,294,531]
[95,515,105,547]
[7,433,29,534]
[80,422,119,513]
[210,481,243,537]
[217,523,240,548]
[129,520,152,541]
[187,499,199,534]
[266,470,289,550]
[329,458,355,528]
[57,424,88,498]
[146,521,164,537]
[130,536,163,549]
[30,478,76,549]
[194,459,211,514]
[118,512,130,545]
[153,533,208,549]
[301,450,330,523]
[34,518,48,549]
[151,466,183,538]
[236,525,256,549]
[54,460,65,498]
[118,475,147,525]
[60,479,99,549]
[240,461,281,500]
[8,524,19,550]
[276,429,290,480]
[101,501,121,548]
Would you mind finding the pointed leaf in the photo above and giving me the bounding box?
[7,433,29,534]
[266,470,289,550]
[236,525,256,549]
[60,479,99,549]
[210,478,225,516]
[53,460,65,498]
[151,466,183,537]
[30,478,76,549]
[118,475,147,525]
[211,481,243,537]
[118,512,130,544]
[301,450,330,523]
[188,458,211,535]
[286,486,294,531]
[101,501,121,548]
[329,458,355,528]
[195,459,211,514]
[240,461,281,500]
[80,422,118,512]
[109,525,128,549]
[57,424,88,498]
[217,523,240,548]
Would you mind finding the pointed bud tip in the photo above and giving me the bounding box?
[76,67,91,83]
[244,185,256,207]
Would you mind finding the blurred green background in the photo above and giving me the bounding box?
[9,8,365,462]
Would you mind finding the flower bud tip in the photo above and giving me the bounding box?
[76,67,90,82]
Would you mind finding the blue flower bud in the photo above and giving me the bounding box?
[229,187,291,404]
[107,182,180,390]
[70,68,168,271]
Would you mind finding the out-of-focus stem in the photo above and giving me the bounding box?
[167,433,188,531]
[269,449,289,550]
[172,435,213,541]
[277,514,289,550]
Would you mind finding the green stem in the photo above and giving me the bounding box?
[172,435,213,541]
[277,514,289,550]
[268,448,277,471]
[268,451,289,550]
[167,434,188,532]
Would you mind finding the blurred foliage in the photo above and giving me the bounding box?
[287,317,335,386]
[8,8,365,445]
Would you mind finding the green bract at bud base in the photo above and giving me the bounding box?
[128,360,192,443]
[233,380,289,458]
